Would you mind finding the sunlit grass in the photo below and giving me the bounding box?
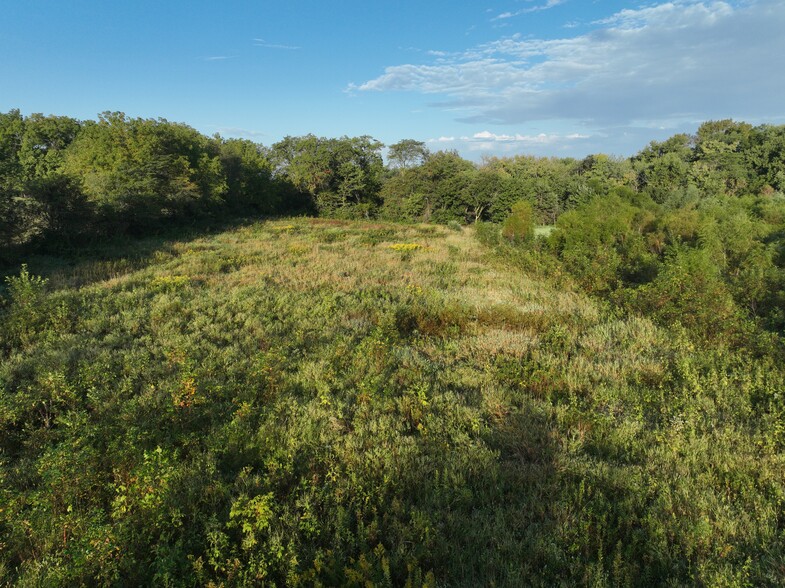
[2,217,783,586]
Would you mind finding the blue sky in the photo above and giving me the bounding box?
[2,0,784,159]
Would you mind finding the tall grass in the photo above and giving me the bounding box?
[1,218,783,586]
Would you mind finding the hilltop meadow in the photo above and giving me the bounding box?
[2,112,785,585]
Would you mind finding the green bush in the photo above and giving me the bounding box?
[634,246,741,341]
[501,200,534,243]
[473,221,500,246]
[2,265,51,349]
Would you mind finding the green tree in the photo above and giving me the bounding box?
[333,135,385,210]
[378,167,427,221]
[483,155,579,223]
[632,134,694,204]
[63,112,227,231]
[387,139,429,169]
[461,167,505,223]
[745,124,785,194]
[0,109,24,182]
[0,110,25,250]
[218,138,277,212]
[417,150,475,222]
[575,153,635,197]
[271,134,332,198]
[691,120,754,196]
[270,134,384,215]
[14,114,87,243]
[18,113,81,181]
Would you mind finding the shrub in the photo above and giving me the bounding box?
[633,246,741,341]
[501,200,535,243]
[473,221,500,247]
[2,264,50,349]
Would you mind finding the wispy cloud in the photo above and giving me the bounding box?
[204,56,235,61]
[492,0,567,21]
[471,130,588,142]
[253,38,301,50]
[355,0,785,131]
[211,126,267,140]
[428,130,589,153]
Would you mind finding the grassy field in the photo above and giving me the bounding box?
[2,218,784,586]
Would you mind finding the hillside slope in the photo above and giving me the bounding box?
[1,219,783,586]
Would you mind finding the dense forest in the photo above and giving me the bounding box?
[2,110,785,585]
[4,110,783,242]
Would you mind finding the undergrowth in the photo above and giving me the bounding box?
[1,218,783,586]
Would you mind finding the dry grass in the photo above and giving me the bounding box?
[66,219,661,395]
[94,220,661,400]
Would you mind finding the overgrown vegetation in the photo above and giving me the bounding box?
[2,218,784,585]
[2,112,785,585]
[5,111,784,264]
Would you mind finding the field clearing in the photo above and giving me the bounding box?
[533,225,555,238]
[2,218,783,586]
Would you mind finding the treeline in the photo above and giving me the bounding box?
[3,110,785,262]
[0,111,288,257]
[0,111,394,261]
[486,185,785,349]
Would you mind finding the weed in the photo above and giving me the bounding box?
[2,217,784,587]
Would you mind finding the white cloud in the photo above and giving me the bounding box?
[492,0,567,21]
[427,130,590,154]
[357,60,532,95]
[253,38,301,50]
[355,1,785,130]
[212,126,267,140]
[472,130,564,142]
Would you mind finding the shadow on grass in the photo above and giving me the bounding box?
[0,212,309,292]
[434,399,561,586]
